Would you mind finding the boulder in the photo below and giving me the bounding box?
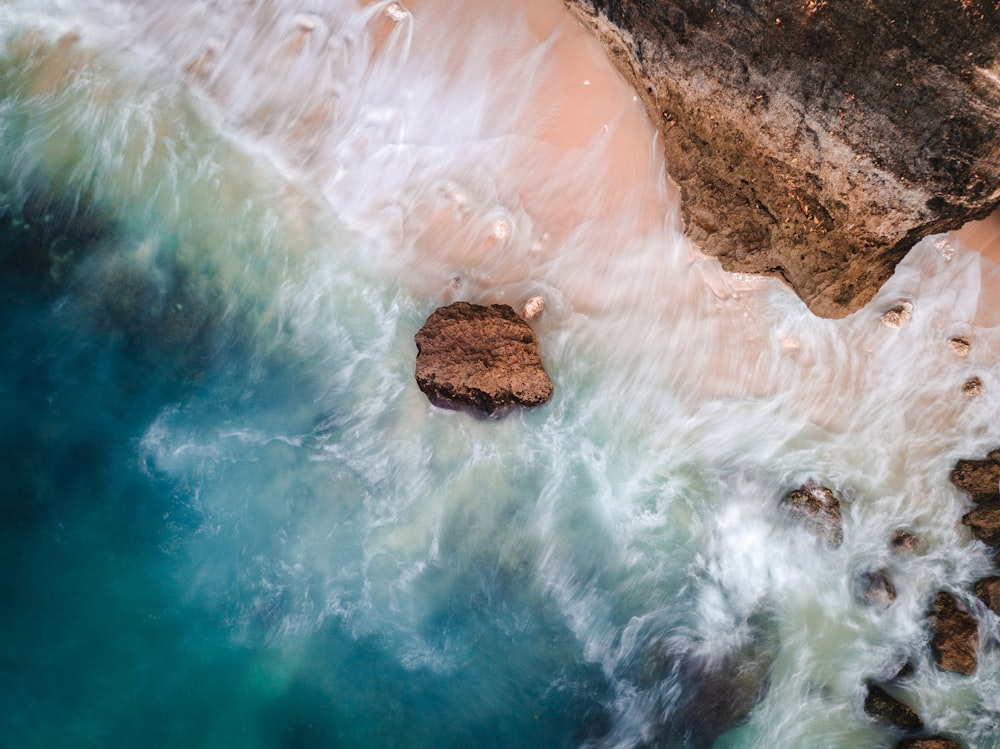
[928,592,978,675]
[950,458,1000,503]
[863,681,923,733]
[565,0,1000,318]
[973,575,1000,616]
[780,483,844,549]
[855,568,897,608]
[895,739,965,749]
[414,302,553,415]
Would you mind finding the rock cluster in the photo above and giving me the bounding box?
[414,302,553,415]
[565,0,1000,318]
[951,453,1000,546]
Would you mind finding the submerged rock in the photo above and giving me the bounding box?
[974,576,1000,617]
[889,530,924,554]
[565,0,1000,318]
[929,592,979,675]
[780,483,844,549]
[414,302,553,415]
[863,681,923,733]
[855,568,897,608]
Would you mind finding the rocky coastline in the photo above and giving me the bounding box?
[564,0,1000,318]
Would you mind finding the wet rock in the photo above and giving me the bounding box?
[929,592,979,675]
[889,529,923,554]
[949,337,971,358]
[636,615,777,746]
[974,576,1000,617]
[863,681,923,732]
[565,0,1000,318]
[962,376,984,397]
[855,568,897,608]
[673,635,776,745]
[780,483,844,549]
[414,301,553,415]
[949,458,1000,504]
[962,503,1000,547]
[895,739,965,749]
[881,302,913,329]
[521,295,545,320]
[891,660,916,682]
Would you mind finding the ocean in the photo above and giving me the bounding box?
[2,1,999,747]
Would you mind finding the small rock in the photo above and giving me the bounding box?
[962,376,983,396]
[780,483,844,549]
[929,591,978,675]
[962,502,1000,547]
[385,2,409,21]
[949,458,1000,503]
[414,302,553,415]
[895,739,965,749]
[855,568,897,608]
[863,681,923,732]
[521,295,545,320]
[881,302,913,328]
[973,576,1000,616]
[949,337,971,357]
[889,529,923,554]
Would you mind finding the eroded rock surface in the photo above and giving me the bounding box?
[414,302,553,415]
[929,592,979,675]
[565,0,1000,318]
[780,483,844,549]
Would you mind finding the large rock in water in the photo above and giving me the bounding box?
[414,302,553,415]
[565,0,1000,318]
[928,592,979,675]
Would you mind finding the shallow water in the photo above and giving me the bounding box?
[2,1,1000,748]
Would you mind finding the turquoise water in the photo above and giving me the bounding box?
[3,2,1000,748]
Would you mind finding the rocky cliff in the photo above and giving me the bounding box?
[565,0,1000,317]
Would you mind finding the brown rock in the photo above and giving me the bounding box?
[929,592,979,675]
[855,568,897,608]
[949,459,1000,504]
[962,377,984,397]
[895,739,965,749]
[414,302,553,415]
[780,483,844,549]
[962,502,1000,547]
[565,0,1000,318]
[974,575,1000,616]
[948,337,971,358]
[863,682,923,732]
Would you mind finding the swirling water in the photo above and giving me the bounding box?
[1,1,1000,747]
